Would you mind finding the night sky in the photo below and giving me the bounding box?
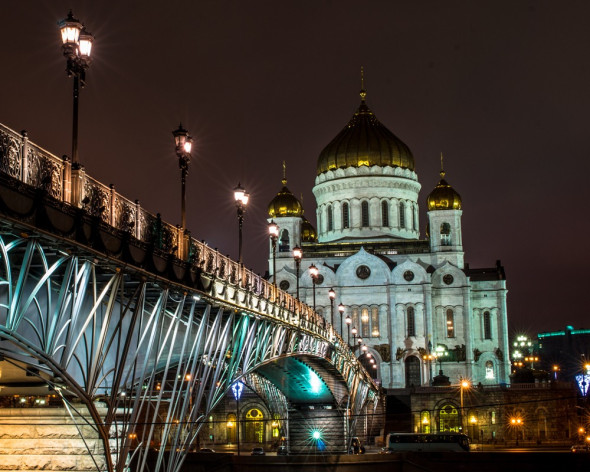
[2,1,589,335]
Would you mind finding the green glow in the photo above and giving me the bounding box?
[312,430,321,440]
[538,331,565,338]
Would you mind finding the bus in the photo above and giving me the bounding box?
[385,433,470,452]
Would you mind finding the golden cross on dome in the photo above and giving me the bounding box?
[360,66,367,102]
[282,160,287,185]
[440,152,446,178]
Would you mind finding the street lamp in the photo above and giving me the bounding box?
[234,183,249,264]
[268,220,279,284]
[173,124,193,229]
[460,379,470,434]
[351,326,358,346]
[345,315,352,346]
[309,264,319,311]
[328,288,336,327]
[58,11,94,167]
[338,303,345,339]
[293,246,302,299]
[232,381,244,456]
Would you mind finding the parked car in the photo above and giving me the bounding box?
[571,444,590,453]
[251,447,266,456]
[199,448,215,453]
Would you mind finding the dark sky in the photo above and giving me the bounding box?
[2,1,590,335]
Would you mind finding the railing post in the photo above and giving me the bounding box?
[134,200,141,240]
[109,184,116,226]
[62,155,72,203]
[20,130,29,184]
[71,165,86,208]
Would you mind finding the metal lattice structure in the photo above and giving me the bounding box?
[0,123,379,472]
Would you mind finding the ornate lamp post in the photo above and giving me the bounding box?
[268,220,279,284]
[234,183,249,264]
[345,315,352,346]
[293,246,302,299]
[328,288,336,327]
[58,11,94,166]
[172,124,193,229]
[460,379,470,434]
[308,264,319,311]
[338,303,345,339]
[232,381,244,456]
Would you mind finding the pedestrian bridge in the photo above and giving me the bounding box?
[0,123,379,472]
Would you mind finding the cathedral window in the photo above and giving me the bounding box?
[485,360,494,379]
[405,356,421,387]
[381,201,389,227]
[371,307,380,337]
[399,202,405,228]
[342,202,350,229]
[352,308,359,335]
[483,311,492,339]
[446,309,455,338]
[361,307,370,337]
[327,205,333,231]
[420,411,431,433]
[407,306,415,337]
[361,201,369,227]
[279,229,290,252]
[412,205,417,231]
[440,223,451,246]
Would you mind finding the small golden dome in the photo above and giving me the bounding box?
[316,88,414,175]
[268,178,303,218]
[301,216,317,242]
[427,169,462,211]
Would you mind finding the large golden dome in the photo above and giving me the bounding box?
[427,170,462,211]
[316,89,415,175]
[268,179,303,218]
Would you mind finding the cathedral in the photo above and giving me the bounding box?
[267,84,511,390]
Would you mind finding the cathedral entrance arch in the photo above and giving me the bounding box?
[405,356,421,387]
[439,404,460,432]
[245,408,265,443]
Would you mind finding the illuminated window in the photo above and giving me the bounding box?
[484,311,492,339]
[491,411,496,425]
[446,309,454,337]
[420,411,431,433]
[440,223,451,246]
[399,202,405,228]
[407,307,415,337]
[485,360,494,379]
[361,307,370,337]
[371,307,380,337]
[361,201,369,227]
[327,205,333,231]
[439,405,460,432]
[381,201,389,227]
[279,229,290,252]
[342,202,350,229]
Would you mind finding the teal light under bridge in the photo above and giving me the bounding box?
[312,430,321,440]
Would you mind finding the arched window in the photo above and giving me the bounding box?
[351,307,359,336]
[361,201,369,227]
[485,360,494,380]
[327,205,333,231]
[399,202,405,228]
[407,306,415,337]
[439,405,460,432]
[226,413,237,442]
[279,229,290,252]
[245,408,265,443]
[420,411,431,433]
[412,205,417,231]
[483,311,492,339]
[361,307,370,337]
[381,201,389,227]
[440,223,451,246]
[446,309,454,338]
[371,307,380,337]
[342,202,350,229]
[405,356,421,387]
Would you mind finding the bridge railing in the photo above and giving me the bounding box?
[0,123,337,341]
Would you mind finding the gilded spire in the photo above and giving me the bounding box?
[282,160,287,185]
[440,152,446,179]
[360,66,367,102]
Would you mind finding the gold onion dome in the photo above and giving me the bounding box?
[267,178,303,218]
[316,87,415,175]
[427,169,462,211]
[301,216,317,242]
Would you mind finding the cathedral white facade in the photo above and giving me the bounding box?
[267,87,510,389]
